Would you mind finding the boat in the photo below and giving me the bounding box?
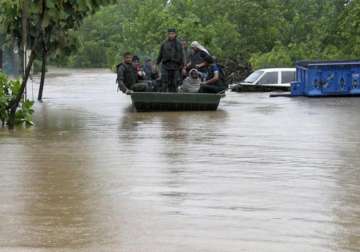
[129,92,225,112]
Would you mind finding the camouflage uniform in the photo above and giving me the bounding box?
[116,63,148,93]
[157,39,184,92]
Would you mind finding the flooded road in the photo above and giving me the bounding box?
[1,68,360,251]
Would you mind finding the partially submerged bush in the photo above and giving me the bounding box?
[0,72,34,127]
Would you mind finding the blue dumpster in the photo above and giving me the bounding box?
[291,60,360,97]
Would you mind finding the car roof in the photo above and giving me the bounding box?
[256,68,295,72]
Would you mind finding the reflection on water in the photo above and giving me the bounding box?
[1,68,360,251]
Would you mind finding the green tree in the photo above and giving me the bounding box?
[56,0,356,77]
[0,0,114,128]
[337,1,360,58]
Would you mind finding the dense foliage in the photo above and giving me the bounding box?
[54,0,358,74]
[0,71,34,127]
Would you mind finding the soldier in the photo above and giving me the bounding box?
[181,39,192,66]
[181,39,192,79]
[116,52,148,94]
[156,28,184,92]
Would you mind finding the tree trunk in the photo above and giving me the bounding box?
[22,0,28,97]
[8,49,36,129]
[37,49,47,101]
[22,1,28,55]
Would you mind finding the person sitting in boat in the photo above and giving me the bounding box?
[178,69,201,93]
[184,41,213,78]
[199,57,227,94]
[143,58,154,80]
[132,55,146,80]
[116,52,149,94]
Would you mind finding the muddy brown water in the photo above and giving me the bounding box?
[1,68,360,252]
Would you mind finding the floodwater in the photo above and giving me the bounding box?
[1,68,360,252]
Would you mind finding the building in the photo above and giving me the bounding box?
[0,48,2,69]
[0,33,22,77]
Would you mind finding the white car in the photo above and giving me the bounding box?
[231,68,296,92]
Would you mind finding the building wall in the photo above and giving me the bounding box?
[3,47,22,76]
[0,33,22,76]
[0,33,3,71]
[0,49,3,69]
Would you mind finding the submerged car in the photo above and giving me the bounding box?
[231,68,296,92]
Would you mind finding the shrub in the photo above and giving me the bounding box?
[0,71,34,127]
